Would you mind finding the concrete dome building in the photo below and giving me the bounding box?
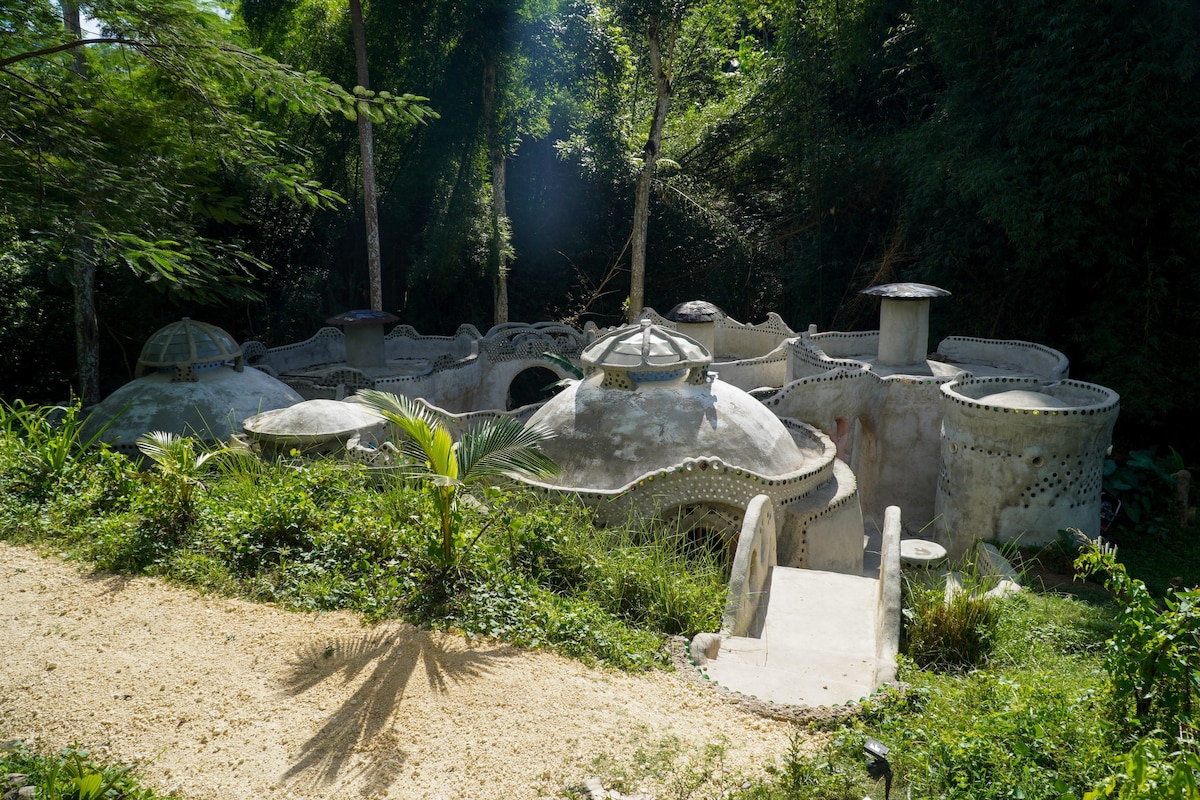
[523,320,865,573]
[83,319,303,455]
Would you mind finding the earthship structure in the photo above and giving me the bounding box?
[86,285,1119,707]
[83,318,302,455]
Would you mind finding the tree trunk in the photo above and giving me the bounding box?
[491,149,510,324]
[349,0,382,311]
[482,58,510,325]
[63,0,100,403]
[627,17,672,322]
[71,234,99,404]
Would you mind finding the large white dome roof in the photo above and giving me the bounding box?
[529,374,821,491]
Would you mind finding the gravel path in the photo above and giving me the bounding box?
[0,542,797,799]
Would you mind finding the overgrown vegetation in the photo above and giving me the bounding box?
[738,590,1114,799]
[901,570,1003,672]
[0,402,723,671]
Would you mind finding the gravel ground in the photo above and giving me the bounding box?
[0,542,800,799]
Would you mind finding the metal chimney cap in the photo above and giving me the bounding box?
[325,309,400,326]
[664,300,724,324]
[860,282,951,300]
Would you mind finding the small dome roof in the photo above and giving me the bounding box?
[978,389,1071,410]
[665,300,723,324]
[136,318,242,381]
[243,400,385,446]
[860,282,951,300]
[582,320,710,371]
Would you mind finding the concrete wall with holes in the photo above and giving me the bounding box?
[762,330,1119,555]
[935,376,1120,557]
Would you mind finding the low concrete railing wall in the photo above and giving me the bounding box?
[936,336,1068,381]
[713,342,790,392]
[874,505,902,687]
[721,494,777,637]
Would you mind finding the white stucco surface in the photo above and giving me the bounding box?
[527,374,819,491]
[84,367,303,455]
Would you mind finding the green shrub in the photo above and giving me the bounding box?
[1087,734,1200,799]
[1076,542,1200,742]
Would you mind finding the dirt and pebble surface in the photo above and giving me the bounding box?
[0,542,800,799]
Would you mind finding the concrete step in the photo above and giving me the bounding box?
[700,659,877,707]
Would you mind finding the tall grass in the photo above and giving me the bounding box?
[0,399,126,500]
[902,571,1002,671]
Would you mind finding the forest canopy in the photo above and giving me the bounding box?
[2,0,1198,450]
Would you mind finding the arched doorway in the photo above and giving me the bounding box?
[506,366,564,410]
[665,503,745,573]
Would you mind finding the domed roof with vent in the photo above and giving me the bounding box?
[136,318,243,382]
[582,319,710,371]
[581,320,712,390]
[82,319,302,455]
[525,321,830,501]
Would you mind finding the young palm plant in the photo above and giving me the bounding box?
[135,431,247,518]
[357,389,560,566]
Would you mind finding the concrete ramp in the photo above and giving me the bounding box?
[700,566,883,707]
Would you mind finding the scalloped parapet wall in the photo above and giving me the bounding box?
[245,321,590,411]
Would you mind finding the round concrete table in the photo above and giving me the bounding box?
[899,538,948,569]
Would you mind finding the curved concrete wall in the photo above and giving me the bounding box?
[934,376,1119,556]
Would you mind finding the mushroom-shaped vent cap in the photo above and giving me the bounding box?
[582,319,711,371]
[137,318,242,372]
[664,300,724,324]
[860,282,951,300]
[325,309,400,326]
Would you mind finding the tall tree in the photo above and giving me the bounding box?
[58,0,100,401]
[0,0,431,401]
[348,0,383,311]
[618,0,683,321]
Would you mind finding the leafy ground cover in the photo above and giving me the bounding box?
[0,740,163,800]
[0,403,724,671]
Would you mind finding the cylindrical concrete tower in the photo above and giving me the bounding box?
[934,376,1119,558]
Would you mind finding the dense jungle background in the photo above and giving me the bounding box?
[3,0,1198,455]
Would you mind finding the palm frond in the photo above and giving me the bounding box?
[357,389,458,481]
[542,351,584,380]
[136,430,197,473]
[459,418,559,483]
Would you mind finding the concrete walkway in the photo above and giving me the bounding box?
[699,566,884,707]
